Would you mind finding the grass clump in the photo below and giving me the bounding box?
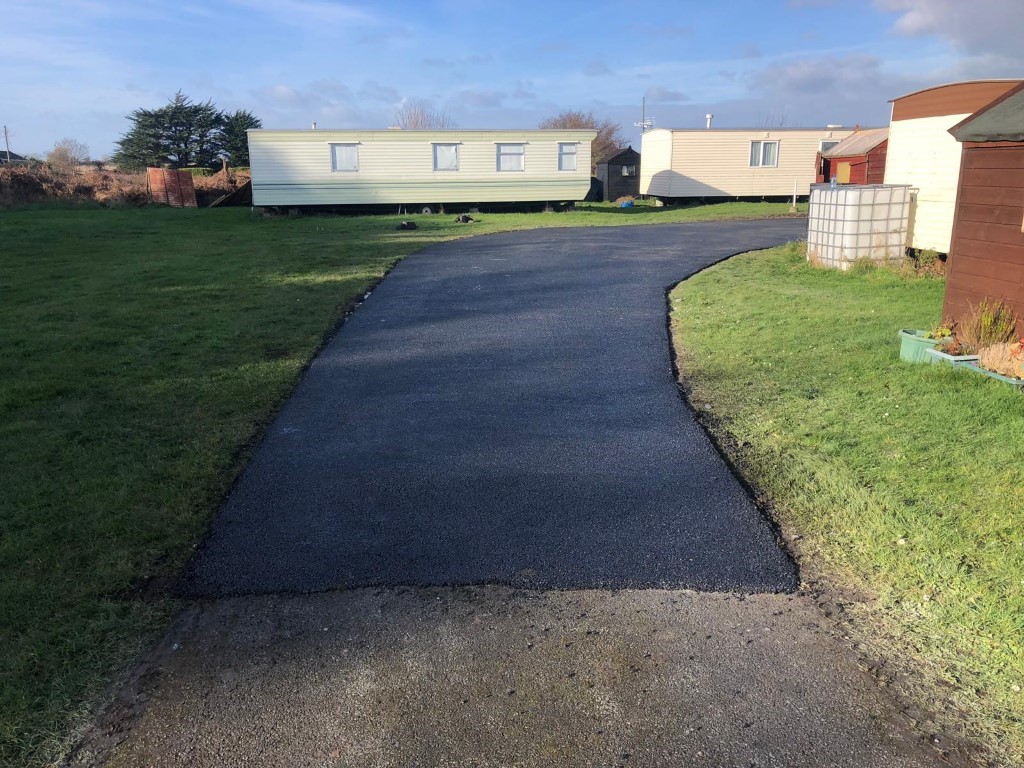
[670,242,1024,764]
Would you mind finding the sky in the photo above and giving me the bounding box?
[3,0,1023,159]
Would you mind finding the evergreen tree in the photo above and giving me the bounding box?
[112,91,227,171]
[221,110,263,167]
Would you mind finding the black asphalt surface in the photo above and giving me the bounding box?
[181,220,806,597]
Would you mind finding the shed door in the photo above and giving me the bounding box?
[836,161,852,184]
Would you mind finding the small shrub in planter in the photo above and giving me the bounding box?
[977,339,1024,381]
[958,298,1017,350]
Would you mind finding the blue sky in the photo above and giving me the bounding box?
[3,0,1022,159]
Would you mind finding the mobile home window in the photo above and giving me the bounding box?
[496,143,525,172]
[558,143,577,171]
[820,140,839,154]
[330,143,359,172]
[749,140,778,168]
[433,143,459,171]
[621,164,637,177]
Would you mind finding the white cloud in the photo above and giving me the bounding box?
[876,0,1024,73]
[456,89,504,109]
[645,86,689,103]
[746,52,922,125]
[583,58,612,77]
[423,54,492,68]
[878,0,1024,54]
[734,43,764,59]
[226,0,376,26]
[358,81,402,104]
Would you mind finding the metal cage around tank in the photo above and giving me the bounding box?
[806,184,913,270]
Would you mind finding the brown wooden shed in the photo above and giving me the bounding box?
[815,128,888,185]
[944,81,1024,334]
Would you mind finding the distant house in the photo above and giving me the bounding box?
[247,128,597,209]
[942,81,1024,333]
[883,80,1022,253]
[0,150,29,165]
[595,146,640,201]
[639,127,855,201]
[816,127,888,185]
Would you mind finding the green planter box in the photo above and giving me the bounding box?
[898,329,946,363]
[925,346,979,368]
[961,361,1024,389]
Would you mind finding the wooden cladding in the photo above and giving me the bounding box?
[943,144,1024,333]
[891,81,1022,122]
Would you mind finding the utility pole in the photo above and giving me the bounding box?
[3,125,10,163]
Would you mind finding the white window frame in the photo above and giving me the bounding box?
[329,143,359,172]
[496,143,525,172]
[749,140,779,168]
[432,143,460,172]
[819,139,840,154]
[557,142,578,172]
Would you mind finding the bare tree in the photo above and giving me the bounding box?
[47,138,90,174]
[393,99,457,129]
[760,109,788,128]
[539,110,626,172]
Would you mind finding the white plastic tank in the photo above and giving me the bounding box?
[806,184,913,270]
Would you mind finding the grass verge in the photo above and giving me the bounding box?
[0,200,802,765]
[670,242,1024,764]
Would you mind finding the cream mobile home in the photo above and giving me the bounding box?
[883,80,1022,253]
[639,127,855,201]
[247,128,597,210]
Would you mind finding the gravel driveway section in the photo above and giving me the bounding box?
[82,588,953,768]
[180,220,806,596]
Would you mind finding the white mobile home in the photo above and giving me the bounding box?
[247,128,597,209]
[883,80,1021,253]
[639,127,855,201]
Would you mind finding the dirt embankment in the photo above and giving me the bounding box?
[0,166,250,208]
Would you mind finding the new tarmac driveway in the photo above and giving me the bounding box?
[181,219,806,597]
[83,221,959,768]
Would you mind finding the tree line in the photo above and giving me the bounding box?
[112,91,261,171]
[394,100,627,173]
[103,94,625,174]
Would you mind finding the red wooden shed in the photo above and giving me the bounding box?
[815,128,888,185]
[944,81,1024,334]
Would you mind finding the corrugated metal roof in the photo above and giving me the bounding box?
[950,81,1024,142]
[822,128,888,158]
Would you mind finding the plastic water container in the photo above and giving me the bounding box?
[806,184,913,270]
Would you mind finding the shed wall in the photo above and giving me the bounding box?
[884,114,971,252]
[821,143,889,186]
[248,130,594,206]
[603,148,640,200]
[866,143,888,184]
[943,144,1024,334]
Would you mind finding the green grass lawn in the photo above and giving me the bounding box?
[0,200,804,766]
[670,243,1024,765]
